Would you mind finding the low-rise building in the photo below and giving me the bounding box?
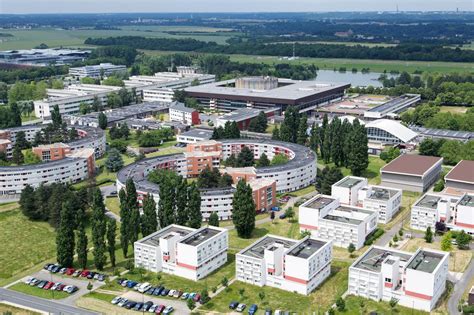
[349,246,449,312]
[236,235,332,295]
[380,154,443,192]
[216,108,278,130]
[177,129,213,144]
[299,195,378,249]
[69,63,127,79]
[134,225,228,281]
[331,176,368,206]
[33,143,71,161]
[169,103,200,126]
[444,160,474,192]
[0,139,12,158]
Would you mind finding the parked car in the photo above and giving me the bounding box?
[149,304,158,313]
[127,281,138,288]
[43,264,53,270]
[133,303,143,311]
[97,274,106,282]
[265,308,272,315]
[86,272,96,279]
[173,290,183,298]
[193,294,201,302]
[229,301,239,309]
[146,287,155,295]
[29,278,40,286]
[271,206,280,211]
[236,303,247,312]
[279,213,287,219]
[80,270,90,277]
[161,288,170,296]
[37,280,48,289]
[72,269,82,277]
[168,289,175,297]
[59,267,67,274]
[138,282,151,293]
[56,284,66,291]
[65,268,75,276]
[154,287,164,296]
[248,304,258,315]
[111,296,122,305]
[143,301,154,312]
[188,292,196,299]
[24,277,33,284]
[155,305,165,314]
[124,301,136,309]
[51,265,61,273]
[47,265,55,272]
[181,292,189,300]
[51,282,62,290]
[117,298,129,307]
[64,285,78,294]
[163,306,174,314]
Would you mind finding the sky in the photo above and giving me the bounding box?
[0,0,472,14]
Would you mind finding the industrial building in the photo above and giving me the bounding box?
[365,119,418,145]
[134,225,228,281]
[0,48,90,66]
[363,94,421,120]
[299,195,378,249]
[68,63,127,79]
[380,155,443,192]
[411,127,474,143]
[349,246,449,312]
[236,235,332,295]
[216,107,278,130]
[444,160,474,192]
[185,77,350,112]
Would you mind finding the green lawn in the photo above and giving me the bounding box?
[0,210,57,285]
[338,295,428,315]
[200,260,349,314]
[318,156,385,185]
[82,291,117,303]
[439,106,469,114]
[105,197,120,217]
[0,303,41,315]
[288,185,316,197]
[9,283,70,300]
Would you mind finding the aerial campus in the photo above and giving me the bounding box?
[0,5,473,315]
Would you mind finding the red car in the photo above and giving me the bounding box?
[56,284,66,291]
[155,305,165,314]
[193,293,201,302]
[65,268,75,276]
[43,282,54,290]
[80,270,90,277]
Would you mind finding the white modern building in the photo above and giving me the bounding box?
[365,119,418,145]
[236,235,332,295]
[177,129,213,144]
[299,195,378,249]
[69,63,127,79]
[331,176,402,224]
[349,246,449,312]
[411,192,474,235]
[169,103,200,126]
[134,225,228,281]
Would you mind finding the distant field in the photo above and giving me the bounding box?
[439,106,469,114]
[0,26,238,50]
[275,40,397,47]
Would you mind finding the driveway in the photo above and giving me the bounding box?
[21,270,105,306]
[0,287,98,315]
[120,290,190,314]
[448,256,474,315]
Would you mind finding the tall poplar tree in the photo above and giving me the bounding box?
[187,183,202,229]
[232,180,256,238]
[106,218,117,267]
[119,188,130,257]
[76,223,88,269]
[348,119,369,176]
[141,194,157,237]
[330,117,344,166]
[91,188,107,270]
[297,115,308,145]
[56,198,76,267]
[175,178,189,226]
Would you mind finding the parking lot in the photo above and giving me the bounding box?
[119,291,189,314]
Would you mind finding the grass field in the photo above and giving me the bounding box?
[9,283,70,300]
[0,209,56,284]
[0,26,237,50]
[439,106,469,114]
[105,196,120,217]
[338,295,428,315]
[0,303,40,315]
[318,156,386,185]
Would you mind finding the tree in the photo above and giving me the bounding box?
[19,185,38,220]
[119,189,131,257]
[98,112,108,130]
[257,152,270,167]
[309,123,320,153]
[433,179,445,192]
[175,178,189,225]
[91,188,107,270]
[380,147,401,163]
[271,125,280,140]
[56,198,76,267]
[200,289,210,304]
[106,218,117,267]
[105,148,124,172]
[441,232,453,252]
[348,243,356,256]
[23,150,41,165]
[211,126,224,140]
[9,102,22,127]
[435,221,446,234]
[389,298,398,314]
[76,224,88,269]
[248,111,268,133]
[285,206,295,221]
[187,298,195,310]
[300,229,311,239]
[347,120,369,176]
[224,154,237,167]
[232,180,256,238]
[187,183,202,228]
[321,125,331,164]
[456,230,471,249]
[258,291,265,302]
[224,121,240,139]
[336,297,346,312]
[141,194,157,237]
[425,226,433,243]
[15,131,30,150]
[315,166,344,195]
[11,144,24,165]
[129,197,141,247]
[208,212,219,227]
[237,146,254,167]
[51,105,62,129]
[271,153,289,166]
[221,276,229,287]
[297,115,308,145]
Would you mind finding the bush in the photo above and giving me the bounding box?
[364,228,384,245]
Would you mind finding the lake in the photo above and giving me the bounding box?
[313,70,397,87]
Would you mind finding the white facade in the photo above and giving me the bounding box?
[411,192,474,235]
[331,176,368,206]
[134,225,228,281]
[69,63,127,79]
[143,88,175,103]
[299,195,378,249]
[169,103,198,126]
[200,188,235,221]
[236,235,332,295]
[349,246,449,312]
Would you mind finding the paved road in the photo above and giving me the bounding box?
[447,250,474,315]
[0,288,98,315]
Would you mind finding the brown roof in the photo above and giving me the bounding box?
[381,154,443,176]
[445,160,474,184]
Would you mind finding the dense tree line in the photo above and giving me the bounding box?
[197,166,233,189]
[401,104,474,132]
[86,36,474,63]
[419,138,473,165]
[88,46,138,66]
[316,166,344,195]
[211,121,240,140]
[0,65,67,84]
[137,128,175,147]
[248,111,268,133]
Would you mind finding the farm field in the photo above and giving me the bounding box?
[0,25,237,50]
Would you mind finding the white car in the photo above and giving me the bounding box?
[138,282,151,293]
[111,296,122,305]
[236,304,247,312]
[24,277,33,284]
[51,282,62,290]
[163,306,174,314]
[149,304,158,313]
[118,298,128,307]
[168,289,175,297]
[274,310,282,315]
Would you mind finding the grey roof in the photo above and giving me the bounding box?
[364,186,399,201]
[352,247,412,273]
[179,227,221,246]
[218,107,277,122]
[414,194,442,210]
[335,177,364,188]
[412,126,474,141]
[0,156,85,172]
[240,236,297,259]
[179,128,213,140]
[367,94,420,114]
[303,196,337,210]
[286,238,326,259]
[138,225,194,247]
[459,194,474,207]
[170,103,197,114]
[406,250,445,273]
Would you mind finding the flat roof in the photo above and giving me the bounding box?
[138,225,194,247]
[186,78,350,104]
[180,227,221,246]
[240,235,297,259]
[445,160,474,184]
[286,238,326,259]
[459,194,474,207]
[179,128,213,139]
[353,247,412,273]
[334,176,364,188]
[407,250,445,273]
[381,154,442,176]
[367,94,419,114]
[170,102,197,114]
[218,107,277,122]
[302,195,337,210]
[364,186,400,201]
[414,194,442,210]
